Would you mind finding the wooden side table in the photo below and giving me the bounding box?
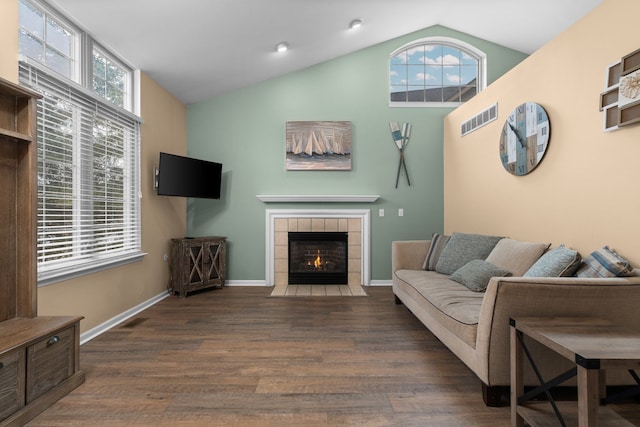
[510,317,640,427]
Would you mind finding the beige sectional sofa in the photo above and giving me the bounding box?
[391,235,640,406]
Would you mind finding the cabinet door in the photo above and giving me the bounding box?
[203,241,223,282]
[26,327,75,403]
[183,242,205,286]
[0,348,25,422]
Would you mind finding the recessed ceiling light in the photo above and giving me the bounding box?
[349,18,363,30]
[275,42,289,53]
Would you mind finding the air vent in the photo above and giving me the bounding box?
[461,103,498,136]
[121,317,147,328]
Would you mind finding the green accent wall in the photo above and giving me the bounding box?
[186,25,527,282]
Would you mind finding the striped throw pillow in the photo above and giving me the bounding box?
[576,246,633,278]
[422,233,450,271]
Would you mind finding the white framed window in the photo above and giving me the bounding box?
[18,0,79,82]
[389,36,486,107]
[92,45,132,111]
[18,0,143,286]
[18,0,136,113]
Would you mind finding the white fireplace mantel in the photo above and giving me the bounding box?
[256,195,379,203]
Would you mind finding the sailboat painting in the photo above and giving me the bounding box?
[285,121,352,170]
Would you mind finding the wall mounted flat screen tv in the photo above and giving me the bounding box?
[157,152,222,199]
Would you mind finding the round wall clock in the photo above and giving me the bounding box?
[499,102,550,176]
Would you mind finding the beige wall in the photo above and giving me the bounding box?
[0,0,18,82]
[0,1,186,334]
[444,0,640,266]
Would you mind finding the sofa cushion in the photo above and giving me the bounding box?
[523,244,582,277]
[394,269,483,347]
[435,232,503,275]
[422,233,450,270]
[576,246,634,278]
[450,260,512,292]
[486,238,550,276]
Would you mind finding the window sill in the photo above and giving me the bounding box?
[38,252,148,287]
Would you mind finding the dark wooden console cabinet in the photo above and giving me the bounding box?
[170,236,226,297]
[0,76,84,426]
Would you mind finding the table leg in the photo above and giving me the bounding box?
[599,370,606,402]
[510,325,524,427]
[577,365,599,427]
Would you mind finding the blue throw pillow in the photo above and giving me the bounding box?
[523,245,581,277]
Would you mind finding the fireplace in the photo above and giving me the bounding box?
[288,232,348,285]
[265,209,370,287]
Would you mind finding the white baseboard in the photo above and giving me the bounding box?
[225,280,268,286]
[226,280,391,287]
[80,290,170,345]
[368,280,392,286]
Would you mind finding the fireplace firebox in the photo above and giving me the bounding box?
[288,232,348,285]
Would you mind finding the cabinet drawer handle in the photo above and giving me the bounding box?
[47,335,60,346]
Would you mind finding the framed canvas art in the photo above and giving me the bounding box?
[285,121,352,170]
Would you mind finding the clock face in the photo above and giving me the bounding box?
[499,102,550,176]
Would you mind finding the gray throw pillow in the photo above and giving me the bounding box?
[450,260,512,292]
[523,244,582,277]
[575,246,633,278]
[435,232,503,275]
[422,233,450,270]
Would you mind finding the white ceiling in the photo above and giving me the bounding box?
[49,0,603,105]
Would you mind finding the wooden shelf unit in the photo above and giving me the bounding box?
[170,236,226,297]
[0,76,84,426]
[0,77,39,322]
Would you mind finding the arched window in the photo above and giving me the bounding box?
[389,36,486,106]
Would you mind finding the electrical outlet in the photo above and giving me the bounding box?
[398,208,404,217]
[163,253,168,262]
[379,208,385,217]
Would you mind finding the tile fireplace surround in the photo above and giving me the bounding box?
[265,209,371,286]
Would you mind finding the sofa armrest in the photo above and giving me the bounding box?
[475,275,640,386]
[392,240,430,272]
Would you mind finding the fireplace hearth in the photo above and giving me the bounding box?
[288,232,348,285]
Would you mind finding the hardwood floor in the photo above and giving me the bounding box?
[26,287,639,426]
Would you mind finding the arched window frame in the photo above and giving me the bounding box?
[389,36,487,107]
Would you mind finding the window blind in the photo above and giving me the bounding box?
[19,60,142,283]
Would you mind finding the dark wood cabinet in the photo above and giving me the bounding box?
[0,76,38,322]
[0,349,24,422]
[0,77,84,426]
[0,317,83,427]
[170,236,226,297]
[26,324,76,403]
